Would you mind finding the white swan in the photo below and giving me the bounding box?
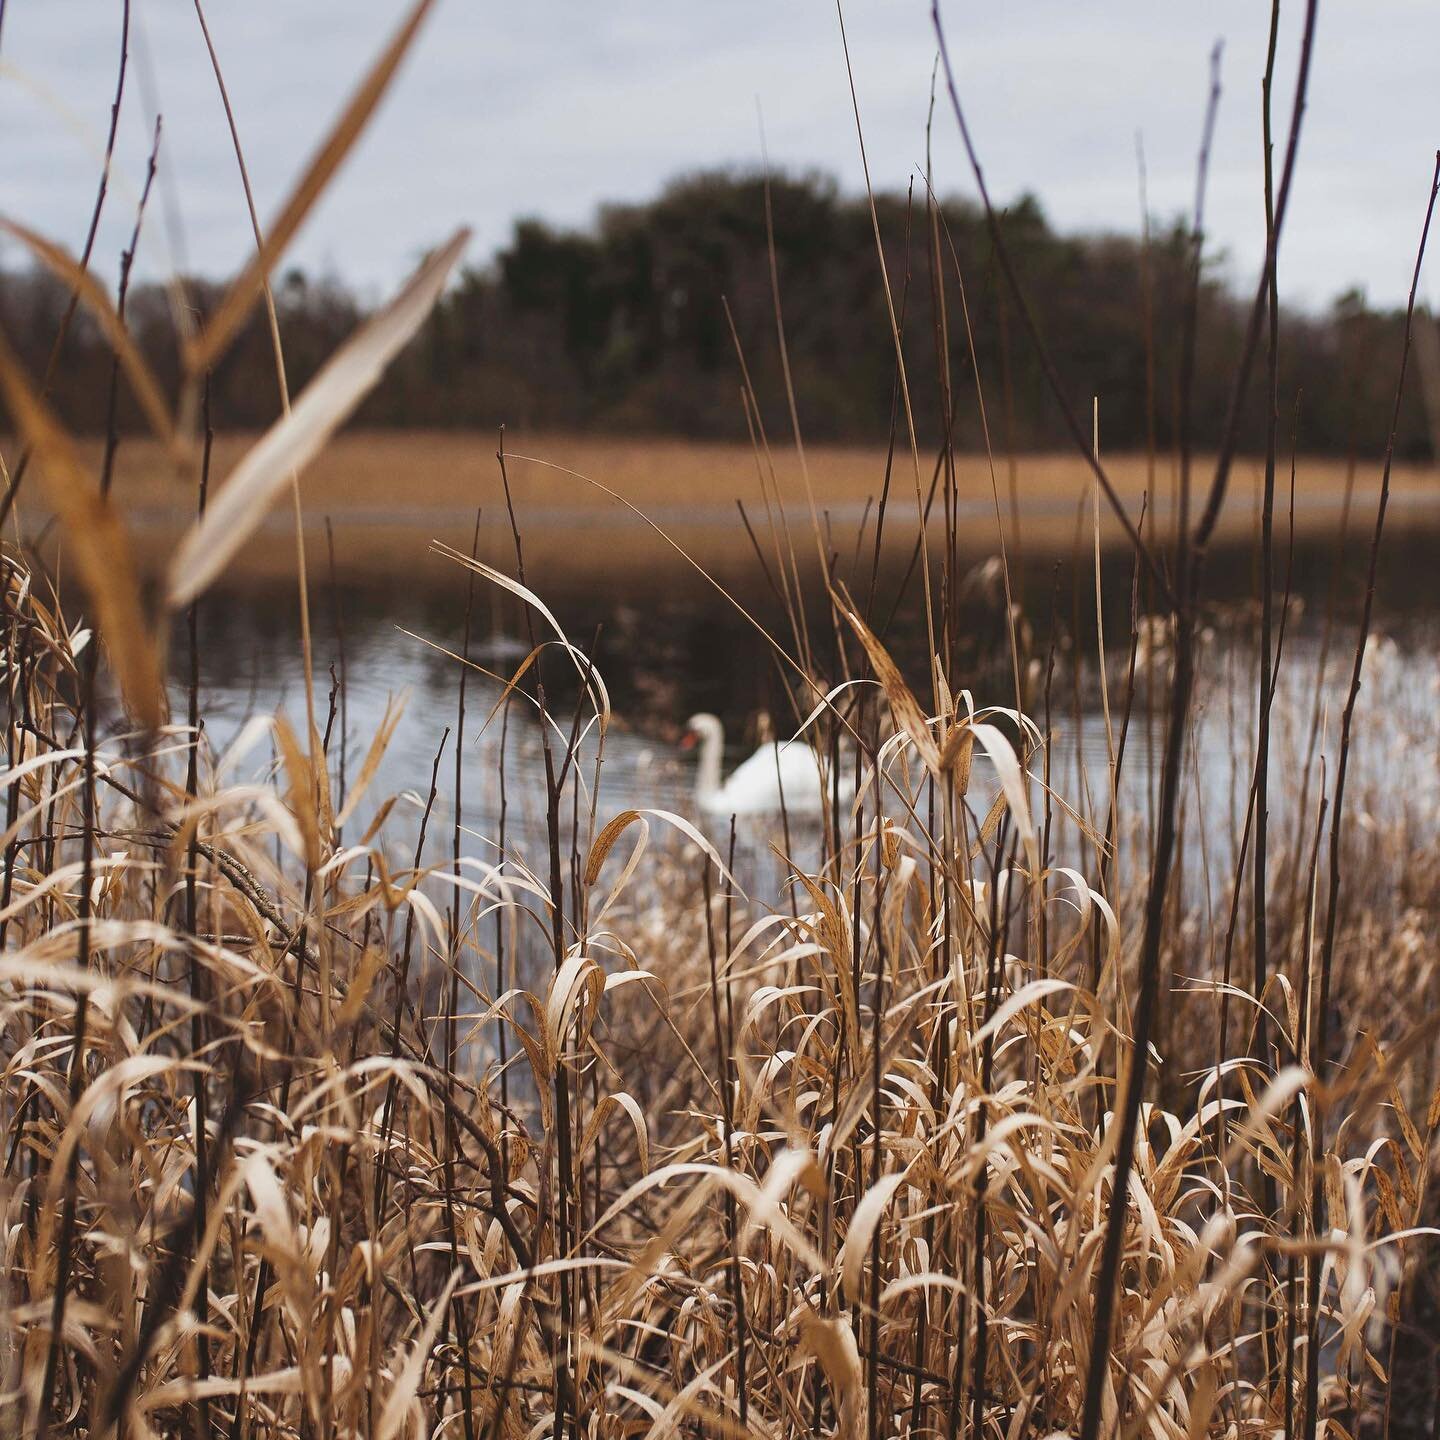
[681,712,835,818]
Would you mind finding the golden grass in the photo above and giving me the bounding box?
[2,536,1437,1438]
[5,7,1440,1432]
[23,430,1438,592]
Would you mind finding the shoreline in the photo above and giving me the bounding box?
[10,429,1437,593]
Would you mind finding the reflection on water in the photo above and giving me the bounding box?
[183,531,1440,948]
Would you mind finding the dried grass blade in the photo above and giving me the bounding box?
[837,598,940,771]
[967,720,1040,870]
[167,227,469,606]
[839,1171,906,1301]
[0,216,178,453]
[800,1314,866,1440]
[377,1268,460,1440]
[585,808,643,886]
[184,0,438,375]
[335,691,408,826]
[0,333,164,726]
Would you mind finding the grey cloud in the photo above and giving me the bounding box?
[0,1,1434,309]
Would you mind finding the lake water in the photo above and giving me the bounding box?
[180,529,1440,939]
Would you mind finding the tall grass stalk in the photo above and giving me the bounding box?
[3,9,1440,1440]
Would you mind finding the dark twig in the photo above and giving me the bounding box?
[0,0,131,528]
[931,3,1169,609]
[1303,149,1440,1440]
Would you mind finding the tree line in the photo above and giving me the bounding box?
[2,169,1433,458]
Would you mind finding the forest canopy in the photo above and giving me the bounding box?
[2,168,1432,458]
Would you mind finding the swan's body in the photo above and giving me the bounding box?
[683,712,833,818]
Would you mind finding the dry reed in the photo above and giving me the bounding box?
[2,5,1439,1439]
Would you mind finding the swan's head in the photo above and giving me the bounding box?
[680,712,723,752]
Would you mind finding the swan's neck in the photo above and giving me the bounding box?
[694,725,724,807]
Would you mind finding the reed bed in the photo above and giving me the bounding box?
[2,494,1439,1440]
[3,2,1440,1437]
[33,433,1434,595]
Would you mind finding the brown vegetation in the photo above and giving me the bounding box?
[2,2,1440,1437]
[19,430,1439,592]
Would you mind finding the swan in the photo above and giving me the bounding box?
[681,712,835,818]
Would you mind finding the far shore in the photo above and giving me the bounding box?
[12,430,1437,594]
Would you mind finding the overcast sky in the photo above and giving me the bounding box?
[1,2,1436,312]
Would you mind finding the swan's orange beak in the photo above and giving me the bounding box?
[679,729,698,751]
